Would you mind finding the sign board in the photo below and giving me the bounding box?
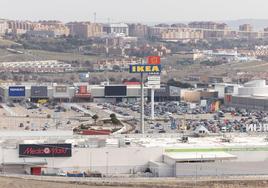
[9,86,25,97]
[148,76,160,81]
[148,84,161,89]
[147,56,161,65]
[200,100,207,107]
[105,86,127,97]
[148,80,161,85]
[129,64,161,74]
[31,86,48,97]
[147,75,161,89]
[19,144,72,158]
[55,86,67,93]
[75,85,90,97]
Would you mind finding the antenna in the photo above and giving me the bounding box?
[94,12,96,23]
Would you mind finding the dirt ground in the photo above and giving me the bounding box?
[2,176,268,188]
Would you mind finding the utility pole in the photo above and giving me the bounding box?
[140,73,145,134]
[151,88,155,120]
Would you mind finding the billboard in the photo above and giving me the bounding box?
[129,64,161,74]
[19,144,72,158]
[55,86,67,93]
[31,86,48,97]
[147,56,161,65]
[9,86,25,97]
[75,85,90,97]
[105,86,127,97]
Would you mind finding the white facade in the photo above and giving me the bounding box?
[238,80,268,97]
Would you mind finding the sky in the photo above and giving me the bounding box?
[1,0,268,23]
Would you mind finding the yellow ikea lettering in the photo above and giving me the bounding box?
[151,65,159,72]
[145,66,151,72]
[137,66,144,72]
[132,66,136,72]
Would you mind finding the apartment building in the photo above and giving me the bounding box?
[128,23,149,38]
[66,22,102,38]
[0,19,8,36]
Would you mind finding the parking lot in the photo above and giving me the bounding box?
[1,100,268,134]
[93,101,268,134]
[0,102,85,131]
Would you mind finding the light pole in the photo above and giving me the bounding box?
[105,151,109,177]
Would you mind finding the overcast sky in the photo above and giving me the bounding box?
[1,0,268,23]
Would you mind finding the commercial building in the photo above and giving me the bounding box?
[1,133,268,177]
[147,86,180,102]
[90,84,148,103]
[0,83,75,103]
[180,89,218,103]
[66,22,103,38]
[224,80,268,111]
[103,23,129,36]
[173,51,203,61]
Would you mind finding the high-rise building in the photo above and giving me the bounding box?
[66,22,103,38]
[128,23,148,38]
[239,24,253,32]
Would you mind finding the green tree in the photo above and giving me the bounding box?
[92,114,99,125]
[110,113,116,119]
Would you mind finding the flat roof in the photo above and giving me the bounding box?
[164,152,237,161]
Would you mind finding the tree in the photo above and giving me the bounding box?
[92,114,99,125]
[110,113,116,119]
[110,113,120,128]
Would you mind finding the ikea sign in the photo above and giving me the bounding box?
[129,64,161,74]
[9,86,26,97]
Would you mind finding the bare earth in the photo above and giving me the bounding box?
[2,176,268,188]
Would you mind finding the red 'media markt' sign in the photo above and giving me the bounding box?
[19,144,72,158]
[147,56,161,65]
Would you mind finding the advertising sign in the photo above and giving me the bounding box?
[19,144,72,158]
[147,56,161,65]
[105,86,127,96]
[9,86,25,97]
[147,75,161,89]
[55,86,67,93]
[75,85,90,97]
[79,85,87,94]
[129,64,161,74]
[31,86,48,97]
